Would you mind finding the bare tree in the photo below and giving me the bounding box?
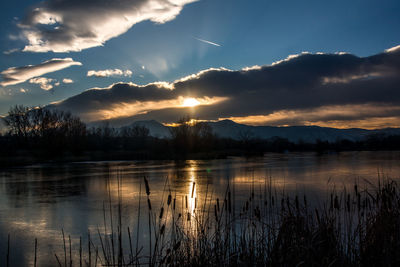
[3,105,86,150]
[3,105,31,138]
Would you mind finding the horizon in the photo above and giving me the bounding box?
[92,118,400,131]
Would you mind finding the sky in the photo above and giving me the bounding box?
[0,0,400,129]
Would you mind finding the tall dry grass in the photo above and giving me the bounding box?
[4,176,400,266]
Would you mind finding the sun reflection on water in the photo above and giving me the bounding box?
[3,152,400,266]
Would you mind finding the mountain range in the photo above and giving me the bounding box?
[119,119,400,143]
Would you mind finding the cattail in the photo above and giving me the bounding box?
[160,224,165,235]
[173,198,176,210]
[254,206,260,220]
[173,241,181,251]
[144,177,150,196]
[191,182,195,198]
[334,195,339,210]
[185,196,188,209]
[167,194,172,206]
[147,198,152,210]
[187,212,191,221]
[159,207,164,219]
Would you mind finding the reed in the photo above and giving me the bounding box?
[5,176,400,266]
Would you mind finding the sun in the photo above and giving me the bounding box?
[182,97,200,107]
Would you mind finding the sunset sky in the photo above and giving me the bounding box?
[1,0,400,129]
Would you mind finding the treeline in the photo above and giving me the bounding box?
[2,105,86,152]
[2,105,400,164]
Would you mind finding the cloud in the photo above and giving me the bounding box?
[95,96,226,120]
[52,46,400,128]
[220,104,400,129]
[87,69,133,78]
[385,45,400,53]
[18,0,198,53]
[0,58,82,87]
[29,77,56,90]
[3,48,19,55]
[62,78,74,84]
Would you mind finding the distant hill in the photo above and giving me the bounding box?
[98,119,400,143]
[5,113,400,142]
[208,120,368,143]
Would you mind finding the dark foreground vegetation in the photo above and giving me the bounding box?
[2,105,400,166]
[4,177,400,266]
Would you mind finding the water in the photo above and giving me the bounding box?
[1,151,400,266]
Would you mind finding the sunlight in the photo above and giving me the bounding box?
[94,96,228,121]
[182,97,200,107]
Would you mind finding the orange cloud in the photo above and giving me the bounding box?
[220,104,400,129]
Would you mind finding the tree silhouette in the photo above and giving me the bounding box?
[3,105,86,152]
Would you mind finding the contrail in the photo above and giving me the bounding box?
[194,37,221,47]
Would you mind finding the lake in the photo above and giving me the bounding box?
[1,151,400,266]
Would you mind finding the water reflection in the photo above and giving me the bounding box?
[0,152,400,266]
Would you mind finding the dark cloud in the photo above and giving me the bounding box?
[53,47,400,127]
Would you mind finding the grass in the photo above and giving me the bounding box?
[4,176,400,266]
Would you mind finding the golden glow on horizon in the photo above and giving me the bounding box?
[165,115,400,129]
[91,96,228,121]
[219,116,400,130]
[182,97,200,107]
[164,119,210,127]
[306,117,400,129]
[82,95,400,130]
[218,104,400,129]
